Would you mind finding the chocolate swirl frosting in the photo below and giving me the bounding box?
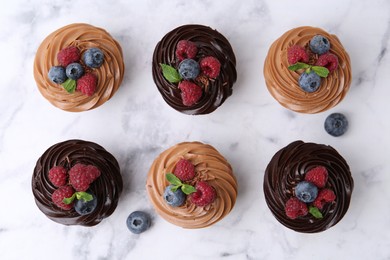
[32,140,123,226]
[146,142,238,228]
[263,26,352,113]
[152,24,237,115]
[263,141,353,233]
[34,23,125,112]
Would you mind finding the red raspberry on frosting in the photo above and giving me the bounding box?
[176,40,198,61]
[57,46,81,67]
[52,185,75,210]
[48,166,67,187]
[173,158,195,181]
[77,73,97,96]
[199,56,221,78]
[304,166,328,188]
[190,181,216,207]
[287,45,309,65]
[285,197,308,219]
[69,163,92,191]
[315,53,339,72]
[85,165,101,182]
[313,189,336,209]
[178,80,203,106]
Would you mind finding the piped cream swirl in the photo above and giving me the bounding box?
[146,142,237,229]
[34,23,124,112]
[263,26,351,113]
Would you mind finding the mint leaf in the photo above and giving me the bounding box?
[181,184,196,195]
[75,191,93,202]
[166,173,182,186]
[170,185,181,192]
[309,206,323,219]
[63,193,76,204]
[160,64,181,83]
[61,78,76,93]
[288,62,310,71]
[312,66,329,78]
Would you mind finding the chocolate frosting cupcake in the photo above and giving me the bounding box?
[32,140,123,226]
[263,141,353,233]
[152,24,237,115]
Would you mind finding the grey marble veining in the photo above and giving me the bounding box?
[1,0,390,259]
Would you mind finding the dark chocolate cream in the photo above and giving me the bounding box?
[263,140,353,233]
[152,24,237,115]
[32,139,122,226]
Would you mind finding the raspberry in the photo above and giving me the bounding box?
[285,197,308,219]
[173,159,195,181]
[175,40,198,61]
[287,45,309,65]
[85,165,101,182]
[315,53,339,72]
[57,46,81,67]
[48,166,67,187]
[69,163,92,191]
[77,73,97,96]
[313,189,336,209]
[189,181,216,207]
[178,81,203,106]
[52,185,75,210]
[199,56,221,78]
[304,166,328,188]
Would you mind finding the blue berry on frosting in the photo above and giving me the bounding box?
[48,66,67,84]
[83,48,104,68]
[295,181,318,203]
[309,35,331,55]
[163,185,186,207]
[178,59,200,80]
[66,63,84,80]
[298,71,321,93]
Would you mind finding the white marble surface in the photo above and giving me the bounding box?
[1,0,390,259]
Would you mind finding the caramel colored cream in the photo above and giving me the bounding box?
[34,23,124,112]
[264,26,351,113]
[146,142,237,229]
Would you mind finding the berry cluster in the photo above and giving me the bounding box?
[164,158,216,207]
[48,46,105,96]
[160,40,221,106]
[284,166,336,219]
[287,35,339,93]
[48,163,100,215]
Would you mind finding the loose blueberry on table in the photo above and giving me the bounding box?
[126,211,151,234]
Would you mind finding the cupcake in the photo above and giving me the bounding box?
[32,139,123,226]
[152,24,237,115]
[146,142,237,228]
[263,140,353,233]
[263,26,351,113]
[34,23,125,112]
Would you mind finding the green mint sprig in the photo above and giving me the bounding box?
[288,62,329,78]
[160,64,182,83]
[309,206,323,219]
[166,173,196,195]
[62,78,76,93]
[63,191,93,204]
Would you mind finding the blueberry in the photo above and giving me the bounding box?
[83,48,104,68]
[74,191,97,215]
[309,35,331,55]
[66,63,84,80]
[324,113,348,137]
[295,181,318,203]
[163,185,186,207]
[299,71,321,93]
[126,211,151,234]
[48,66,67,84]
[178,59,200,80]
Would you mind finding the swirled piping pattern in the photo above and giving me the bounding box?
[263,140,353,233]
[34,23,124,112]
[32,139,123,226]
[146,142,238,228]
[152,24,237,115]
[263,26,351,113]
